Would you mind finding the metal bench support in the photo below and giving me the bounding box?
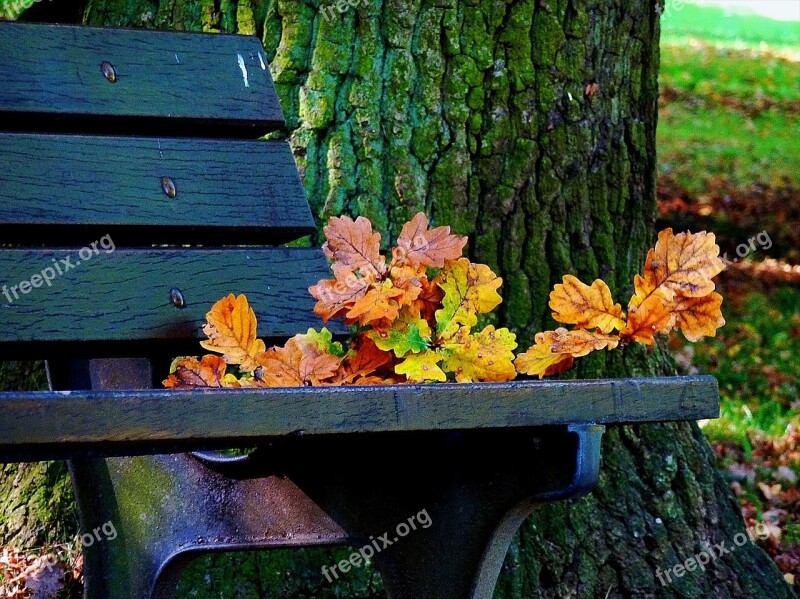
[55,358,603,599]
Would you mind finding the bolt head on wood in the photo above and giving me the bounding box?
[161,176,176,198]
[100,61,117,83]
[170,288,186,309]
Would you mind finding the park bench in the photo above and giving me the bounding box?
[0,21,720,599]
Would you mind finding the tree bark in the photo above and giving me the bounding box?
[0,362,77,548]
[4,0,793,596]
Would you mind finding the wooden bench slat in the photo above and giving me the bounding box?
[0,376,719,461]
[0,134,313,245]
[0,248,333,351]
[0,23,283,136]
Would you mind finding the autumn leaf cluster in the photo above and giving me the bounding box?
[515,228,726,377]
[165,215,725,388]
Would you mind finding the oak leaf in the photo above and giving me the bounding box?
[672,291,726,342]
[323,215,387,278]
[369,316,431,357]
[440,326,517,383]
[514,328,617,378]
[391,212,468,269]
[514,342,575,379]
[163,355,229,388]
[338,335,393,384]
[621,289,677,346]
[200,294,266,372]
[309,275,370,323]
[255,329,342,387]
[395,350,447,383]
[345,281,405,325]
[631,229,725,307]
[435,258,503,338]
[550,275,626,333]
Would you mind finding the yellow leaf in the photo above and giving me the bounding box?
[550,275,626,333]
[368,315,431,357]
[440,326,517,383]
[673,292,725,342]
[435,258,502,338]
[514,342,574,379]
[395,350,447,383]
[391,212,468,269]
[200,294,266,372]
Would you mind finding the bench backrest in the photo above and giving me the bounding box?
[0,22,331,361]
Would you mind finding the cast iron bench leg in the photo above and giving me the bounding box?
[53,359,603,598]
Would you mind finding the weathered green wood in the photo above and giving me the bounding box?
[0,248,331,350]
[0,22,283,136]
[0,375,719,461]
[0,134,312,245]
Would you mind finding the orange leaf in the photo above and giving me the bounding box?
[323,215,387,278]
[163,355,228,388]
[338,335,393,384]
[200,294,266,371]
[309,275,370,323]
[391,212,468,269]
[631,229,725,307]
[672,292,726,342]
[256,332,341,387]
[514,328,617,378]
[549,275,626,333]
[546,328,620,357]
[389,264,425,307]
[345,282,405,325]
[621,289,676,345]
[514,342,574,379]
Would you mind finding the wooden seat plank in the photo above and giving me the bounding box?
[0,134,313,245]
[0,248,333,349]
[0,23,283,136]
[0,376,719,461]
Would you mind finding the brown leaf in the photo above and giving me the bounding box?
[309,275,370,322]
[323,215,387,278]
[163,355,228,388]
[256,333,341,387]
[391,212,467,269]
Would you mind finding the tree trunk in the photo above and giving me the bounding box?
[0,362,77,548]
[5,0,793,596]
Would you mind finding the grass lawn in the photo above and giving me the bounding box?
[658,2,800,584]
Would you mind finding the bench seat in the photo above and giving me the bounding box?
[0,375,718,462]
